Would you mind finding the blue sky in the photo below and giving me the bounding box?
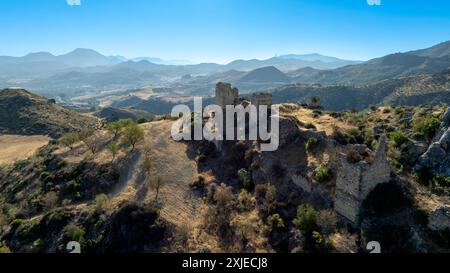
[0,0,449,63]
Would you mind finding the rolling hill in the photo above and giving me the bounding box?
[95,107,154,122]
[237,66,291,83]
[288,41,450,85]
[0,88,98,137]
[271,69,450,111]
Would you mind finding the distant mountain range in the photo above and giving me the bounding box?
[1,40,450,108]
[288,41,450,85]
[0,48,360,79]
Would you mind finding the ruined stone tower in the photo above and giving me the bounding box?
[334,136,391,225]
[215,82,239,108]
[251,92,272,108]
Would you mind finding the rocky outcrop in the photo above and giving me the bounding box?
[416,107,450,175]
[428,206,450,231]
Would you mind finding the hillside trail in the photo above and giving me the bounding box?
[110,151,143,206]
[140,120,202,226]
[27,121,202,227]
[107,120,202,226]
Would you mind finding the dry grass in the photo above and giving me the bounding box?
[0,135,49,165]
[280,104,355,135]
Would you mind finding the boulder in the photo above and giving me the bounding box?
[416,108,450,176]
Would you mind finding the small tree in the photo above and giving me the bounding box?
[107,141,119,162]
[117,118,134,128]
[83,133,101,155]
[60,133,78,150]
[293,204,319,234]
[95,194,111,211]
[77,129,94,143]
[141,156,153,177]
[106,122,123,139]
[42,191,58,210]
[121,123,145,151]
[149,175,166,202]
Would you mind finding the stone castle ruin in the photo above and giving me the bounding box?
[214,82,395,227]
[215,82,272,108]
[334,136,391,225]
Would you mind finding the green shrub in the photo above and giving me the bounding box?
[237,189,253,211]
[64,224,86,241]
[313,166,333,183]
[95,194,111,211]
[238,168,252,190]
[11,219,25,229]
[293,204,318,234]
[389,131,409,148]
[346,128,361,138]
[305,137,318,153]
[137,117,148,124]
[413,116,441,141]
[268,214,285,230]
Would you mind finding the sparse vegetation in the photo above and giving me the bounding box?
[60,133,79,150]
[305,137,318,153]
[313,166,333,183]
[413,116,441,141]
[293,204,319,234]
[121,123,145,151]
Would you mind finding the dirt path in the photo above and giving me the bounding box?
[110,151,143,206]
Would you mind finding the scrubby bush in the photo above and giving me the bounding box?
[413,116,441,141]
[254,184,277,218]
[95,194,111,211]
[190,175,205,189]
[293,204,318,234]
[346,128,361,138]
[64,224,86,242]
[60,133,79,150]
[267,214,285,230]
[237,189,254,211]
[313,166,333,183]
[305,137,318,153]
[42,191,59,210]
[317,210,338,235]
[237,169,252,190]
[137,117,148,124]
[389,131,409,148]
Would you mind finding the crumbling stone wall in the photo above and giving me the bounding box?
[334,136,391,225]
[251,92,272,108]
[215,82,239,108]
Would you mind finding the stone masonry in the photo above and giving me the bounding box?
[334,136,391,225]
[215,82,239,108]
[215,82,272,108]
